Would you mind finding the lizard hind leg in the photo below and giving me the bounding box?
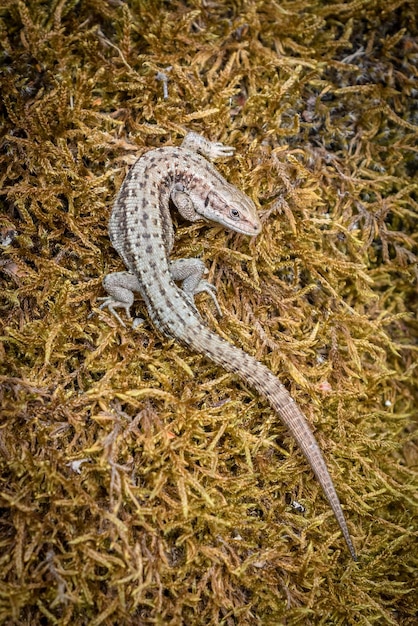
[99,271,142,327]
[170,258,222,316]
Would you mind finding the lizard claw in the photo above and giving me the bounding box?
[210,143,235,159]
[97,296,131,328]
[193,280,223,316]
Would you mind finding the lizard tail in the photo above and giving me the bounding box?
[186,324,357,561]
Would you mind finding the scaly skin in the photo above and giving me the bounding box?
[100,133,357,560]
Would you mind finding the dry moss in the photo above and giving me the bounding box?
[1,0,417,624]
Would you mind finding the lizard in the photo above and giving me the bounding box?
[98,132,357,561]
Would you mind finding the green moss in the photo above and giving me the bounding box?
[1,0,417,624]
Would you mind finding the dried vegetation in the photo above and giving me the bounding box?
[0,0,417,624]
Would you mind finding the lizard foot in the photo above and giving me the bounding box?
[98,271,142,327]
[181,132,235,161]
[191,280,222,316]
[97,296,131,328]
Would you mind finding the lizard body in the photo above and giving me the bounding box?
[100,132,357,561]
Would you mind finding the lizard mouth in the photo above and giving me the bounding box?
[224,216,261,236]
[202,189,261,236]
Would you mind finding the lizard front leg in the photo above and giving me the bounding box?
[181,132,235,161]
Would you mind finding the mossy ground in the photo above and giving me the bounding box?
[0,1,417,624]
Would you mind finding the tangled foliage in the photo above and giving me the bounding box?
[0,1,417,624]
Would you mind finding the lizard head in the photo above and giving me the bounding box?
[199,182,262,236]
[172,164,261,236]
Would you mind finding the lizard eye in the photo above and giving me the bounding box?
[229,208,241,220]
